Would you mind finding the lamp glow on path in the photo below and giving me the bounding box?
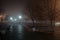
[14,19,17,21]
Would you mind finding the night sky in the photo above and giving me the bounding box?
[0,0,27,17]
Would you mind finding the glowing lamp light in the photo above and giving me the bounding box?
[0,16,2,18]
[55,22,60,26]
[18,16,22,19]
[10,17,13,20]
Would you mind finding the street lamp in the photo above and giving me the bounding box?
[18,16,22,19]
[10,17,13,20]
